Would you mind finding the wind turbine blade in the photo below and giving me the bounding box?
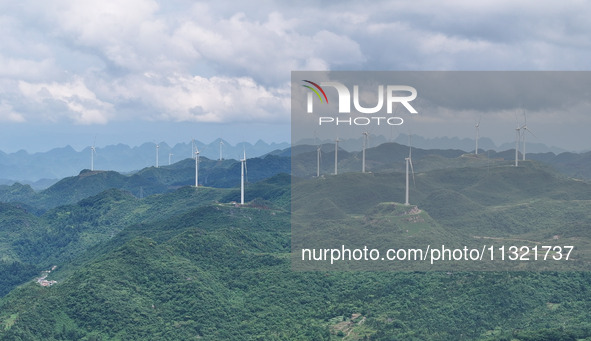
[243,147,247,180]
[409,159,416,187]
[525,127,537,138]
[92,136,97,155]
[515,111,520,129]
[408,134,413,159]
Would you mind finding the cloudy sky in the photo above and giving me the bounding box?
[1,0,591,152]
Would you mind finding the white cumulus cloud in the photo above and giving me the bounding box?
[18,77,113,124]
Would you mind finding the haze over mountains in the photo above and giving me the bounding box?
[299,134,569,156]
[1,137,590,219]
[1,134,591,193]
[0,134,577,188]
[0,139,289,187]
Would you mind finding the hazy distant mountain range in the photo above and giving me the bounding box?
[0,139,289,186]
[300,134,568,155]
[0,134,580,187]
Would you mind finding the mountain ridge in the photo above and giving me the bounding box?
[0,139,290,183]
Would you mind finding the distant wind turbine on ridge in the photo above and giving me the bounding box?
[475,117,480,155]
[520,110,535,161]
[156,144,160,168]
[195,148,199,188]
[191,138,195,159]
[219,140,224,161]
[334,137,340,175]
[240,149,247,204]
[405,136,416,206]
[514,118,521,167]
[362,132,368,173]
[169,153,173,165]
[90,137,96,171]
[316,145,321,177]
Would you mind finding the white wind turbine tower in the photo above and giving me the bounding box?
[219,140,224,161]
[334,137,340,175]
[240,149,247,205]
[475,117,481,155]
[404,136,416,206]
[155,144,160,168]
[169,153,173,165]
[316,145,322,177]
[90,137,96,171]
[194,148,200,187]
[362,132,369,173]
[514,122,521,167]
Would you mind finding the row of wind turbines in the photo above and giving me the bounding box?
[317,131,416,206]
[193,142,247,205]
[90,139,229,171]
[322,132,371,177]
[320,111,536,206]
[191,139,248,205]
[474,111,535,167]
[90,138,249,205]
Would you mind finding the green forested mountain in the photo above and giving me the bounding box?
[1,150,591,340]
[0,172,289,302]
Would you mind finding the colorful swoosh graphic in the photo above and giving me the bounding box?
[302,80,328,103]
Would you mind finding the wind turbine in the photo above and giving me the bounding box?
[520,111,535,161]
[240,149,247,205]
[195,148,199,187]
[475,117,481,155]
[362,132,369,173]
[156,144,159,168]
[169,153,173,165]
[514,121,521,167]
[219,140,224,161]
[90,137,96,171]
[316,145,322,177]
[404,136,416,206]
[334,137,340,175]
[191,138,195,159]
